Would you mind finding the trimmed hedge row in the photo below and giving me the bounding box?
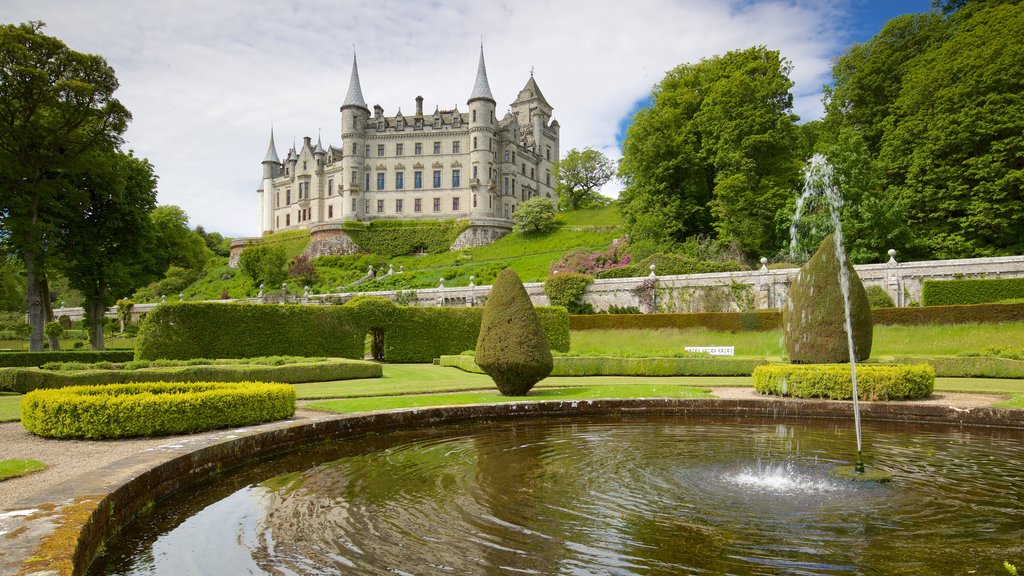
[871,303,1024,325]
[439,355,766,376]
[0,350,135,368]
[922,278,1024,306]
[752,364,935,400]
[570,311,782,332]
[893,355,1024,379]
[135,302,366,360]
[385,306,570,362]
[0,359,381,393]
[21,381,295,439]
[135,302,570,363]
[571,303,1024,330]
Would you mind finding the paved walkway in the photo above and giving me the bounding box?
[0,392,1008,511]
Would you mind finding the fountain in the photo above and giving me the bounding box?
[789,154,891,482]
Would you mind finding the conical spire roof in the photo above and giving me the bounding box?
[342,53,368,109]
[468,45,494,103]
[314,133,326,154]
[263,127,280,163]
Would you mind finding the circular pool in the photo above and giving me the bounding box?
[90,415,1024,575]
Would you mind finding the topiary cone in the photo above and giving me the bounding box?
[476,268,554,396]
[784,233,872,363]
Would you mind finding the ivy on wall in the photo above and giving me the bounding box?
[341,219,470,257]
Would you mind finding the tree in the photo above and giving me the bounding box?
[61,151,158,349]
[238,244,288,288]
[618,46,802,259]
[195,226,230,257]
[553,148,614,210]
[512,197,557,233]
[0,246,26,312]
[0,22,131,350]
[147,206,212,273]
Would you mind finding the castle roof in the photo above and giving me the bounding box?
[263,128,280,163]
[513,75,552,111]
[468,45,494,103]
[314,134,326,154]
[342,53,368,109]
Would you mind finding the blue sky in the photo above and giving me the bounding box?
[4,0,935,237]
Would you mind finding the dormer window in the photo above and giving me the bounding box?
[453,115,461,127]
[377,121,385,131]
[396,117,404,130]
[434,117,441,128]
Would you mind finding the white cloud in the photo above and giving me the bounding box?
[5,0,854,237]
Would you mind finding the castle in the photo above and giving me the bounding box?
[257,47,560,236]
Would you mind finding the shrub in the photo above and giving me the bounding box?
[476,269,553,396]
[0,350,136,368]
[135,302,365,360]
[238,244,288,288]
[0,358,380,393]
[512,197,557,233]
[440,355,765,376]
[922,277,1024,306]
[784,234,872,363]
[44,321,63,340]
[752,364,934,400]
[894,355,1024,379]
[866,285,895,308]
[20,381,295,439]
[551,240,631,276]
[871,303,1024,325]
[635,253,743,276]
[288,254,318,286]
[570,310,782,332]
[544,272,594,313]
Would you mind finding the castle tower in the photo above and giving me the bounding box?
[340,53,369,221]
[510,73,554,157]
[468,45,496,219]
[260,128,280,234]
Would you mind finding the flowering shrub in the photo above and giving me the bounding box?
[550,240,631,275]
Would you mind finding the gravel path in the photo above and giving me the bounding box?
[0,393,1009,511]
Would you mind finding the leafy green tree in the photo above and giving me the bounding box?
[619,46,802,259]
[61,151,158,349]
[553,148,614,210]
[147,206,212,273]
[0,247,26,312]
[238,244,288,288]
[512,197,557,233]
[0,22,130,350]
[195,226,230,257]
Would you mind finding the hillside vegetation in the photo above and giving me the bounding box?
[168,206,623,301]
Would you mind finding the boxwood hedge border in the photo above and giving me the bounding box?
[440,355,766,377]
[752,364,935,400]
[0,350,135,368]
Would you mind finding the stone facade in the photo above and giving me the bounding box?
[257,48,559,237]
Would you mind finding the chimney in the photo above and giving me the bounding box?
[415,95,424,117]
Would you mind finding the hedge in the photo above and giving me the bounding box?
[570,311,782,332]
[0,350,136,368]
[922,278,1024,306]
[341,219,470,257]
[870,303,1024,325]
[440,355,766,376]
[135,302,570,363]
[20,381,295,439]
[384,306,570,362]
[571,303,1024,330]
[135,302,365,360]
[752,364,935,400]
[893,355,1024,379]
[0,358,380,393]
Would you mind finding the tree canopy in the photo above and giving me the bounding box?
[553,148,614,210]
[618,46,802,259]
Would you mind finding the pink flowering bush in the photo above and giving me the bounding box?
[550,240,631,275]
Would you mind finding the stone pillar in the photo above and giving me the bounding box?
[885,249,902,306]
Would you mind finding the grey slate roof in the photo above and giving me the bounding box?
[263,128,280,163]
[468,46,494,103]
[342,53,368,109]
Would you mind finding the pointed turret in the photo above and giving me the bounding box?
[342,53,368,110]
[314,133,326,155]
[263,128,280,164]
[468,44,495,104]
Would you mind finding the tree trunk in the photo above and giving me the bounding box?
[23,252,46,352]
[87,298,106,350]
[42,278,60,350]
[371,329,385,362]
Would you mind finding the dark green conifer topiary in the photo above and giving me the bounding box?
[784,234,872,363]
[476,268,553,395]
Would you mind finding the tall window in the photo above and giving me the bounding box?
[433,197,441,212]
[530,167,535,179]
[377,172,385,190]
[396,143,403,155]
[452,197,460,211]
[352,143,357,155]
[352,198,357,213]
[472,137,477,150]
[546,171,551,186]
[414,171,423,189]
[433,170,441,188]
[286,189,291,204]
[395,199,403,213]
[286,213,290,226]
[377,199,385,213]
[433,141,441,154]
[504,150,509,162]
[472,109,477,122]
[328,205,333,218]
[546,146,551,161]
[328,179,333,196]
[396,172,404,189]
[473,165,478,179]
[365,173,369,191]
[504,177,509,194]
[414,198,422,212]
[452,169,460,188]
[415,142,422,155]
[377,144,384,157]
[452,141,460,154]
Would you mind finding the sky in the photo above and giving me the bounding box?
[4,0,932,238]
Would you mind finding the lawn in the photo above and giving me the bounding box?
[0,459,46,481]
[570,323,1024,358]
[0,394,22,422]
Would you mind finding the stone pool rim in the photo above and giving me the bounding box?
[3,397,1023,576]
